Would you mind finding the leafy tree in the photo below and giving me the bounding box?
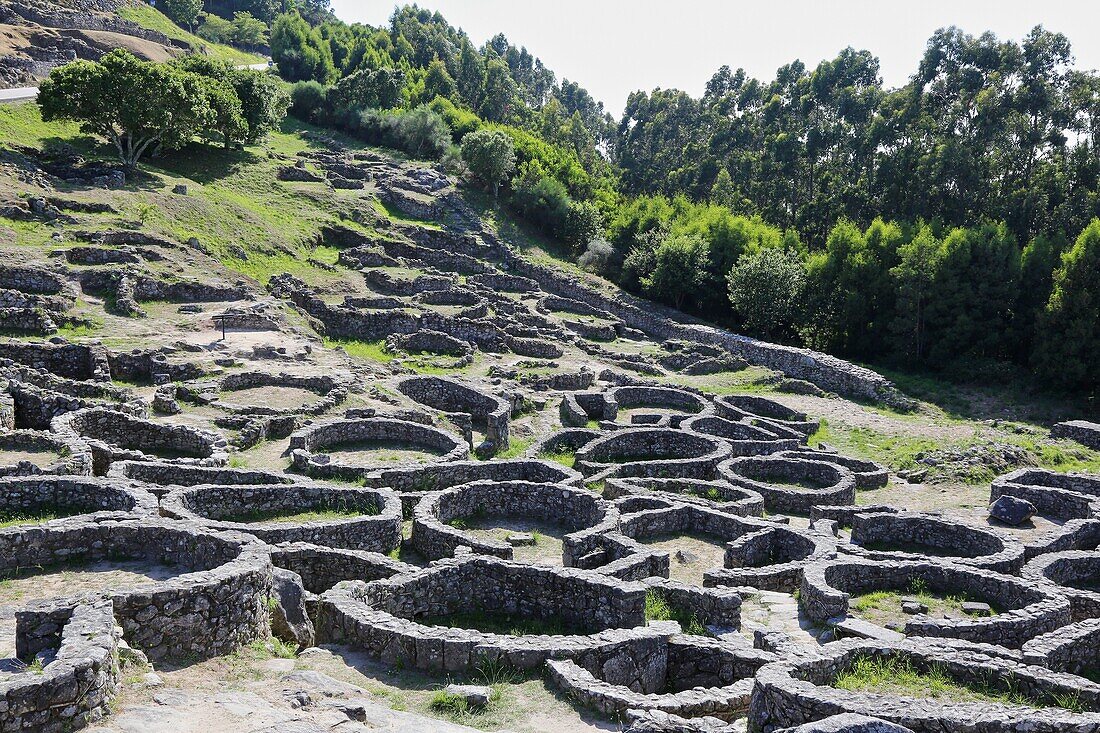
[330,68,405,110]
[889,226,942,362]
[1034,219,1100,394]
[423,58,457,101]
[162,0,203,31]
[271,12,337,84]
[393,105,450,158]
[804,218,902,357]
[197,13,235,44]
[480,57,518,122]
[455,42,485,107]
[229,69,290,142]
[171,57,288,144]
[727,247,807,340]
[38,50,213,169]
[922,223,1021,369]
[1015,232,1068,359]
[642,234,708,310]
[231,11,269,47]
[195,76,247,149]
[461,128,515,196]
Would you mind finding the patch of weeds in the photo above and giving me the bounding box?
[429,690,469,716]
[323,337,395,363]
[834,653,1084,710]
[491,438,534,460]
[644,589,708,635]
[536,448,575,467]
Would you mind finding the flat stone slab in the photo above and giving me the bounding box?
[962,601,993,616]
[442,684,493,709]
[507,533,536,547]
[831,617,905,642]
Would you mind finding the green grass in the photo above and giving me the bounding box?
[536,448,576,467]
[0,510,67,529]
[117,1,264,66]
[834,653,1085,711]
[492,438,534,460]
[323,337,395,363]
[644,589,707,635]
[219,504,377,524]
[422,610,580,637]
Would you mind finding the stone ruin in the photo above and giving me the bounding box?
[5,151,1100,733]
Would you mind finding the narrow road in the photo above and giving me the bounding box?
[0,61,270,105]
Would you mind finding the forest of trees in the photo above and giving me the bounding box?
[259,3,1100,399]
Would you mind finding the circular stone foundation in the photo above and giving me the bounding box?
[289,416,468,480]
[714,394,819,436]
[410,480,616,563]
[681,415,801,456]
[161,483,402,553]
[718,456,856,514]
[0,475,158,524]
[52,407,228,474]
[799,556,1070,648]
[606,477,765,517]
[547,634,775,721]
[317,555,652,673]
[777,449,889,489]
[750,637,1100,733]
[0,428,91,476]
[1024,551,1100,621]
[991,468,1100,521]
[845,512,1025,573]
[0,517,272,661]
[705,524,837,593]
[208,370,350,416]
[609,386,709,427]
[575,428,731,479]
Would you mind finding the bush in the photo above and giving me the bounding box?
[577,237,616,276]
[728,247,807,340]
[289,80,327,122]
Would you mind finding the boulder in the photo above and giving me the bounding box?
[270,568,315,650]
[442,684,492,709]
[989,494,1035,526]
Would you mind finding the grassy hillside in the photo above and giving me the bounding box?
[3,100,1100,486]
[117,1,264,66]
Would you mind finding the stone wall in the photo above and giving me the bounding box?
[3,600,120,733]
[4,518,272,662]
[162,483,402,554]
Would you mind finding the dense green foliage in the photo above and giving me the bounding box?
[114,2,1100,396]
[38,50,287,166]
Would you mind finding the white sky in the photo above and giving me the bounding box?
[329,0,1100,117]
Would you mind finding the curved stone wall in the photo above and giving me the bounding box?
[410,480,616,563]
[0,428,91,476]
[3,600,120,732]
[845,512,1025,573]
[681,415,801,457]
[0,475,158,523]
[289,416,468,480]
[317,555,651,673]
[749,638,1100,732]
[576,428,731,480]
[990,468,1100,521]
[1,518,272,661]
[1023,550,1100,621]
[718,456,856,515]
[397,375,510,453]
[547,634,775,721]
[714,395,819,437]
[606,477,765,517]
[799,557,1070,647]
[52,407,228,474]
[162,483,403,553]
[706,524,837,593]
